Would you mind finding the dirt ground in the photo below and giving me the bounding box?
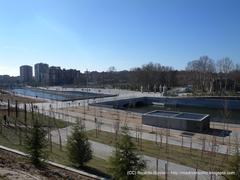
[0,149,94,180]
[63,105,239,146]
[65,105,142,125]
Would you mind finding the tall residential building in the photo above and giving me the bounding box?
[49,66,62,85]
[62,68,81,84]
[20,65,33,83]
[34,63,49,85]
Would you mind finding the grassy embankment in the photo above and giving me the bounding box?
[86,129,232,172]
[0,126,160,179]
[0,111,159,179]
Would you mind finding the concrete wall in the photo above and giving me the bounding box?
[142,115,210,133]
[148,97,240,110]
[95,97,240,110]
[94,97,148,109]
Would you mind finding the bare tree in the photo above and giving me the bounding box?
[135,125,138,142]
[209,135,217,178]
[165,128,169,153]
[0,114,2,134]
[181,134,184,149]
[139,124,143,151]
[225,135,231,161]
[15,100,18,134]
[217,57,234,92]
[165,161,168,180]
[230,63,240,92]
[52,110,62,151]
[131,62,176,91]
[159,128,163,148]
[186,56,216,93]
[190,136,193,153]
[155,127,158,144]
[221,99,231,146]
[48,110,52,152]
[200,136,206,160]
[195,161,199,180]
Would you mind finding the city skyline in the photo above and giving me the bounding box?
[1,0,240,76]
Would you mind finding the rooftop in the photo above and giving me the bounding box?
[145,110,209,121]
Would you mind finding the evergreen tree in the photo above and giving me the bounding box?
[25,120,48,168]
[109,126,146,180]
[67,120,92,167]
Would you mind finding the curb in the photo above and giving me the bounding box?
[0,145,106,180]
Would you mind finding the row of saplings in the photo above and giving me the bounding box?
[26,119,146,180]
[26,119,240,180]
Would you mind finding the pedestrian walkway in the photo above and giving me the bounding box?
[51,127,222,180]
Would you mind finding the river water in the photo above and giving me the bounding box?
[10,87,113,101]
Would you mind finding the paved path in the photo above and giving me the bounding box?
[10,98,235,156]
[7,87,240,153]
[3,87,228,180]
[51,127,222,180]
[50,109,232,155]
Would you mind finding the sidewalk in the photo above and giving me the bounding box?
[51,127,222,180]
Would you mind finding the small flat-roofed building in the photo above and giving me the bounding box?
[142,110,210,132]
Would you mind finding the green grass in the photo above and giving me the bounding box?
[0,126,26,152]
[47,143,109,174]
[86,129,231,172]
[0,126,110,178]
[0,126,160,179]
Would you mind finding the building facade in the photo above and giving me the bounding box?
[20,65,33,83]
[62,68,81,85]
[34,63,49,85]
[49,66,62,85]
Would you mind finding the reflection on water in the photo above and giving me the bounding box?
[131,105,240,124]
[10,87,112,101]
[12,88,65,100]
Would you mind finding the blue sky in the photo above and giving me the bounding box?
[0,0,240,76]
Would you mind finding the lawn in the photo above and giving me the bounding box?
[0,125,110,178]
[0,125,161,179]
[86,129,232,172]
